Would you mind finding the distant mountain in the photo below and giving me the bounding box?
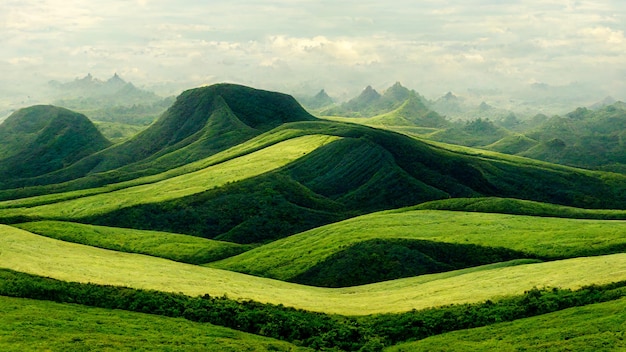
[428,118,511,147]
[50,73,161,104]
[0,105,111,180]
[484,102,626,172]
[431,92,514,121]
[50,74,169,125]
[0,83,317,191]
[297,89,335,110]
[321,82,436,120]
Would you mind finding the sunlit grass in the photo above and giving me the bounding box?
[0,134,339,219]
[387,298,626,352]
[212,209,626,280]
[0,296,304,352]
[13,221,248,264]
[2,225,626,316]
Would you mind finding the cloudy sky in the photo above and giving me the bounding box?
[1,0,625,109]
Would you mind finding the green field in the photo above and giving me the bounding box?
[0,134,338,219]
[387,298,626,352]
[13,221,248,264]
[0,296,305,352]
[2,225,626,315]
[212,209,626,280]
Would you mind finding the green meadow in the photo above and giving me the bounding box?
[212,208,626,280]
[14,221,249,264]
[2,225,626,315]
[0,296,305,352]
[387,298,626,352]
[0,134,338,219]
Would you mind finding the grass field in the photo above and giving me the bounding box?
[0,296,305,352]
[0,134,339,219]
[2,225,626,315]
[387,298,626,352]
[0,126,316,209]
[13,221,249,264]
[212,209,626,280]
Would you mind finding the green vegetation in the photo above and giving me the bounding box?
[0,105,111,182]
[289,238,537,287]
[14,221,248,264]
[94,121,148,143]
[0,134,338,220]
[0,296,305,352]
[212,208,626,282]
[413,197,626,219]
[3,225,626,316]
[388,298,626,352]
[1,269,625,351]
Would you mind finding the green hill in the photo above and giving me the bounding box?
[388,298,626,351]
[0,105,111,182]
[0,84,317,193]
[486,102,626,171]
[0,296,304,352]
[211,207,626,285]
[3,225,626,316]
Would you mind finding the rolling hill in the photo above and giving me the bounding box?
[3,83,626,350]
[0,105,111,181]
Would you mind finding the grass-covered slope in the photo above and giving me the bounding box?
[212,208,626,285]
[388,298,626,352]
[0,134,338,220]
[4,118,626,244]
[2,225,626,315]
[0,105,111,182]
[0,296,304,352]
[13,221,248,264]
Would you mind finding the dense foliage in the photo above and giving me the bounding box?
[1,269,625,351]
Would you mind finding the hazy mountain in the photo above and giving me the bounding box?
[297,89,335,110]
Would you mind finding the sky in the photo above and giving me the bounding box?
[1,0,626,112]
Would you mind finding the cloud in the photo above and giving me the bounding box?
[1,0,626,106]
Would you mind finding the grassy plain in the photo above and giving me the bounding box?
[0,296,305,352]
[0,134,339,219]
[13,221,248,264]
[2,225,626,315]
[387,298,626,352]
[212,209,626,280]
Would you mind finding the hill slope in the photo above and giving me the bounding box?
[0,105,111,181]
[3,226,626,315]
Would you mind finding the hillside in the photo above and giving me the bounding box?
[211,207,626,286]
[0,296,304,351]
[0,105,111,181]
[3,225,626,316]
[484,102,626,172]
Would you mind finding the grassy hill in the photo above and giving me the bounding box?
[0,84,317,192]
[211,207,626,285]
[13,221,249,264]
[2,225,626,316]
[0,105,111,182]
[0,296,304,352]
[388,298,626,351]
